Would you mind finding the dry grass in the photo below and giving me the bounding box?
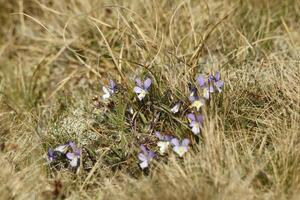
[0,0,300,199]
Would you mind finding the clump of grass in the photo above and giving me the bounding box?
[0,0,300,199]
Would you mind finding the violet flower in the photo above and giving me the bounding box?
[66,141,81,168]
[170,102,181,114]
[189,87,205,111]
[47,148,56,162]
[196,75,214,99]
[138,144,155,169]
[47,144,69,162]
[155,132,173,155]
[187,113,203,135]
[102,79,117,100]
[209,72,224,93]
[133,78,152,101]
[171,138,190,157]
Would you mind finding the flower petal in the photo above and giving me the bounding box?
[54,144,68,153]
[143,78,152,90]
[102,92,111,100]
[140,144,148,155]
[109,79,116,90]
[69,157,78,167]
[191,124,200,135]
[133,86,143,94]
[148,151,156,159]
[158,141,169,155]
[203,88,210,99]
[191,100,204,111]
[139,160,148,169]
[173,146,188,157]
[171,138,179,147]
[208,85,214,93]
[182,139,190,147]
[137,90,147,100]
[215,80,224,91]
[196,75,206,87]
[187,113,196,122]
[66,152,75,160]
[215,72,220,81]
[171,103,180,113]
[135,78,143,87]
[155,131,163,140]
[138,153,147,162]
[196,115,204,124]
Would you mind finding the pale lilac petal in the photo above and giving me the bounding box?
[148,151,155,159]
[138,153,147,162]
[171,138,179,147]
[215,80,224,89]
[75,149,81,156]
[155,131,163,140]
[182,139,190,147]
[187,113,196,122]
[48,148,55,161]
[109,79,116,93]
[135,78,143,87]
[140,144,148,155]
[208,74,214,82]
[68,141,76,151]
[66,152,75,160]
[215,72,220,81]
[189,94,196,102]
[208,85,214,93]
[109,79,116,89]
[133,86,143,94]
[143,78,152,90]
[197,75,206,87]
[164,135,173,141]
[139,160,148,169]
[196,115,204,124]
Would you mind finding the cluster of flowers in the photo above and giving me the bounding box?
[138,132,190,169]
[102,72,224,170]
[48,141,81,168]
[47,72,223,170]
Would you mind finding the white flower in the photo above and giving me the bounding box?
[157,141,170,155]
[170,103,181,113]
[102,86,111,100]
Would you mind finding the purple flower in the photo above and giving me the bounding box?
[133,78,152,101]
[138,144,155,169]
[196,75,214,99]
[210,72,224,93]
[187,113,203,135]
[196,72,224,99]
[171,138,189,157]
[170,102,181,113]
[155,132,173,154]
[47,148,56,162]
[47,144,69,162]
[66,141,81,168]
[189,86,205,111]
[102,79,117,100]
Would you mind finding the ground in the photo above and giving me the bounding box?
[0,0,300,199]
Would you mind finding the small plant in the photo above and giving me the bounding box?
[46,72,224,172]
